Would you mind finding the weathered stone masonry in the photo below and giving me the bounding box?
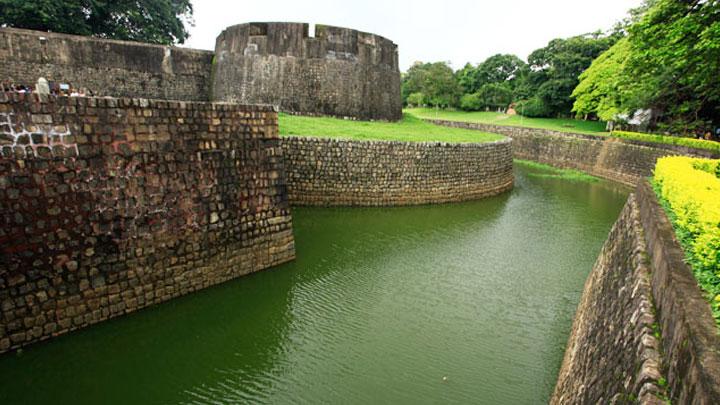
[428,119,719,186]
[280,136,514,206]
[212,23,402,121]
[552,193,667,404]
[0,28,214,102]
[552,183,720,404]
[0,24,403,122]
[0,93,295,354]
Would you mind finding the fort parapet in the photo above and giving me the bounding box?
[0,23,402,121]
[211,23,402,121]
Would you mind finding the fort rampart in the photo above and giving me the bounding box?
[427,119,719,186]
[0,93,295,353]
[0,28,214,102]
[212,23,402,121]
[551,183,720,404]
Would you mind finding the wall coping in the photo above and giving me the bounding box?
[0,92,278,112]
[636,181,720,402]
[425,118,720,159]
[281,134,511,148]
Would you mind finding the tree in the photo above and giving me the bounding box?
[476,83,513,110]
[572,38,631,121]
[516,32,619,117]
[0,0,194,45]
[572,0,720,133]
[407,92,425,108]
[423,62,461,108]
[401,62,430,105]
[454,54,526,95]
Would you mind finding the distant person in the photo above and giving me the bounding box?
[36,77,50,95]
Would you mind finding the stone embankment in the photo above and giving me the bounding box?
[280,136,514,206]
[427,119,719,186]
[552,182,720,404]
[0,93,295,354]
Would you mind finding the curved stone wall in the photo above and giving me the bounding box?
[428,119,719,186]
[280,136,513,206]
[552,182,720,404]
[212,23,402,121]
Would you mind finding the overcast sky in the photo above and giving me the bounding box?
[183,0,642,72]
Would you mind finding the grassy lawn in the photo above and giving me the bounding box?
[278,113,505,143]
[405,108,608,135]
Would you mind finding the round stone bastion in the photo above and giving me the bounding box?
[211,22,402,121]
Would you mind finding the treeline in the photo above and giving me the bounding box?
[403,0,720,135]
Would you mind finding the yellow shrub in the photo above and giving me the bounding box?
[654,156,720,324]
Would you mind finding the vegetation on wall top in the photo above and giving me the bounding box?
[0,0,194,45]
[653,156,720,328]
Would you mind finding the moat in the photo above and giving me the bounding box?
[0,164,629,404]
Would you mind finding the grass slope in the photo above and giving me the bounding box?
[279,113,505,143]
[514,159,600,182]
[405,108,608,135]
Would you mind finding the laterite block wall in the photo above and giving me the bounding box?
[0,93,295,353]
[428,120,719,186]
[280,136,513,206]
[0,28,213,101]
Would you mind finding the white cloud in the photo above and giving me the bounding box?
[182,0,642,71]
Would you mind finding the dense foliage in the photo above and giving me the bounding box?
[403,33,617,118]
[611,130,720,154]
[0,0,193,45]
[515,32,619,118]
[573,0,720,134]
[653,157,720,326]
[401,62,461,108]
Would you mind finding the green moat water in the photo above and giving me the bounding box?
[0,164,629,404]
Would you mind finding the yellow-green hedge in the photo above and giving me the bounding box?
[653,156,720,326]
[612,130,720,154]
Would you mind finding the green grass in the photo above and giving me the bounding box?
[514,159,600,182]
[278,113,505,143]
[405,108,608,135]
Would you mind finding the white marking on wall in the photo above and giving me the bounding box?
[0,113,78,157]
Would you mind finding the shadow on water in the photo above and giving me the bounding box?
[0,164,629,404]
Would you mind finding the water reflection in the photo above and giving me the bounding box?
[0,164,629,404]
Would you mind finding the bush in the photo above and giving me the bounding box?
[612,130,720,154]
[406,92,425,108]
[459,93,483,111]
[515,97,550,118]
[653,157,720,327]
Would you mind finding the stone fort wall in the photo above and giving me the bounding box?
[552,183,720,404]
[427,119,720,186]
[212,23,402,121]
[0,24,403,121]
[280,136,513,206]
[0,93,295,353]
[0,28,214,101]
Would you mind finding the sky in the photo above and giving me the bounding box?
[183,0,642,72]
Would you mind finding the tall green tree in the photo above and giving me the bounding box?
[0,0,193,45]
[401,61,461,108]
[423,62,461,108]
[455,54,526,95]
[516,32,619,117]
[572,0,720,133]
